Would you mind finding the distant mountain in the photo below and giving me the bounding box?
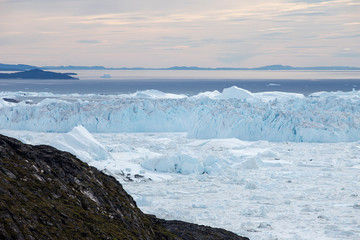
[43,66,151,70]
[42,65,107,70]
[253,65,295,70]
[0,134,248,240]
[0,69,78,80]
[1,63,360,71]
[297,66,360,70]
[0,63,38,71]
[166,66,213,70]
[42,64,360,71]
[252,65,360,71]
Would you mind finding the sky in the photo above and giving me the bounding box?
[1,0,360,68]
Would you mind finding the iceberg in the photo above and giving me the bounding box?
[218,86,254,100]
[141,154,205,175]
[131,89,187,99]
[49,125,108,162]
[1,87,360,142]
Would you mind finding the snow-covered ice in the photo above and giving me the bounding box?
[0,126,107,163]
[1,87,360,240]
[1,87,360,142]
[50,125,108,162]
[1,130,359,240]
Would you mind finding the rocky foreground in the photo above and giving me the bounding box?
[0,134,249,240]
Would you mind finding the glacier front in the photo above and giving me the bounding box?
[1,86,360,142]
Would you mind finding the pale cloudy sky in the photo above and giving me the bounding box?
[1,0,359,67]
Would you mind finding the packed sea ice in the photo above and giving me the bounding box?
[1,86,360,239]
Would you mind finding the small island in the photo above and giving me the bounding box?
[0,69,78,80]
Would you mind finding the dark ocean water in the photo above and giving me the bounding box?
[0,79,359,96]
[0,70,359,95]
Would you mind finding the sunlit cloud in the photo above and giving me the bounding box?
[0,0,359,67]
[344,22,360,25]
[77,40,101,44]
[335,50,360,58]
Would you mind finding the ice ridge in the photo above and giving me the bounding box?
[1,87,360,143]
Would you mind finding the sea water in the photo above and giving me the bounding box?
[0,70,359,95]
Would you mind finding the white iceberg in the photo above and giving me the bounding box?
[50,125,108,162]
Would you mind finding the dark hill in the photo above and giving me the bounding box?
[0,69,78,80]
[0,63,37,71]
[0,134,249,240]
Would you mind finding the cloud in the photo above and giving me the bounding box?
[77,40,101,44]
[163,45,191,51]
[1,0,360,67]
[286,45,319,49]
[336,53,360,58]
[293,0,336,2]
[217,52,253,63]
[335,49,360,58]
[326,34,360,39]
[259,32,291,40]
[281,11,328,16]
[344,22,360,25]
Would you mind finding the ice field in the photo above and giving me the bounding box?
[1,87,360,239]
[1,87,360,142]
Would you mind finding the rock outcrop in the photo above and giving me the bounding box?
[0,134,249,240]
[0,69,78,79]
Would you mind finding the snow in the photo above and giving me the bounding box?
[1,87,360,239]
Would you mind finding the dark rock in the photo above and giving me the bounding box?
[155,218,248,240]
[0,134,249,240]
[0,69,78,80]
[2,98,20,104]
